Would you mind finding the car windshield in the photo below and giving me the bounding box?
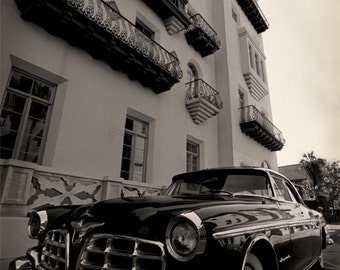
[165,173,273,197]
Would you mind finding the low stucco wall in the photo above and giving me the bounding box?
[0,217,37,269]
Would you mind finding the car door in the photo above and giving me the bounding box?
[271,174,313,270]
[283,179,322,262]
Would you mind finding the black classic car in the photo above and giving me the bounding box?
[10,167,330,270]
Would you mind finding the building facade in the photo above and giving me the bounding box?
[0,0,285,264]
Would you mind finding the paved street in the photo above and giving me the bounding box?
[324,220,340,270]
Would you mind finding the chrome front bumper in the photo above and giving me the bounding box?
[8,247,41,270]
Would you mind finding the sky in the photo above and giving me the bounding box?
[259,1,340,166]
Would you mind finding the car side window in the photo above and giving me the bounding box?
[272,176,295,202]
[284,179,303,204]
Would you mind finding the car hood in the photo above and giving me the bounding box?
[71,195,282,239]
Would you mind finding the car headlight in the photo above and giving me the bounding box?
[166,210,206,262]
[28,210,48,239]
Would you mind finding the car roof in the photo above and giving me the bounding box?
[172,166,287,181]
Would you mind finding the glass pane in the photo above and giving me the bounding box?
[135,136,145,150]
[187,141,198,154]
[125,118,133,131]
[3,92,26,114]
[192,156,199,171]
[32,81,53,101]
[133,121,146,135]
[24,117,45,136]
[1,94,25,133]
[0,130,18,159]
[28,101,48,121]
[19,133,41,162]
[9,70,33,94]
[123,133,133,146]
[0,93,26,159]
[134,148,144,164]
[122,144,132,159]
[121,171,129,180]
[120,158,131,180]
[132,165,143,182]
[132,174,143,182]
[122,117,148,182]
[19,101,48,162]
[274,178,293,201]
[1,109,23,132]
[186,154,191,172]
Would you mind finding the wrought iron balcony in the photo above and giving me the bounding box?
[15,0,183,94]
[185,14,220,57]
[141,0,191,34]
[236,0,269,33]
[185,79,223,124]
[239,105,285,151]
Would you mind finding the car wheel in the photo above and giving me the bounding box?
[244,253,263,270]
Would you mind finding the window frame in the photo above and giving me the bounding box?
[247,41,267,83]
[135,18,155,40]
[120,116,149,182]
[0,68,56,164]
[186,140,200,172]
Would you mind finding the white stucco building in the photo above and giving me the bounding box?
[0,0,285,265]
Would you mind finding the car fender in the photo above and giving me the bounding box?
[241,233,280,270]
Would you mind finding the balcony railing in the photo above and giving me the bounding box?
[236,0,269,33]
[239,105,285,151]
[15,0,183,93]
[185,14,220,57]
[141,0,191,34]
[185,79,223,124]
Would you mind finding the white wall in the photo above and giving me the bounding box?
[1,0,221,188]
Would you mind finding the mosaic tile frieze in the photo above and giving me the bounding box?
[120,185,161,198]
[27,173,102,208]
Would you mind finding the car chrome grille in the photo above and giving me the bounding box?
[41,229,69,270]
[77,234,166,270]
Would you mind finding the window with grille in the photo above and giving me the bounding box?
[0,69,56,163]
[187,140,200,172]
[120,117,148,182]
[135,19,155,39]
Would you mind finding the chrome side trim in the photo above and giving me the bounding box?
[213,219,314,240]
[213,221,287,240]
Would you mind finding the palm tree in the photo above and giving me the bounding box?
[299,152,330,220]
[299,151,325,187]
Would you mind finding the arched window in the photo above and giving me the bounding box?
[187,63,198,82]
[187,63,199,97]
